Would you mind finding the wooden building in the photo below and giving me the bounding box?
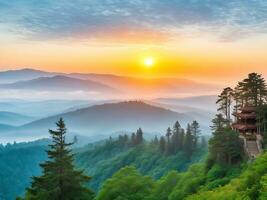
[232,106,262,158]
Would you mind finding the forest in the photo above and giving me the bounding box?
[1,72,267,200]
[93,72,267,200]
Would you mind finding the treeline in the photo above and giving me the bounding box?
[18,118,94,200]
[18,118,206,200]
[156,121,204,157]
[106,120,206,158]
[96,73,267,200]
[108,127,144,147]
[208,73,267,167]
[96,151,267,200]
[0,139,49,152]
[216,72,267,121]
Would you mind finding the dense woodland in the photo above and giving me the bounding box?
[14,119,207,200]
[0,120,207,199]
[94,73,267,200]
[2,73,267,199]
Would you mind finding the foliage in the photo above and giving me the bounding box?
[23,118,94,200]
[0,142,47,200]
[208,126,243,166]
[96,166,155,200]
[147,171,181,200]
[158,121,201,158]
[76,135,207,191]
[216,87,233,121]
[186,150,267,200]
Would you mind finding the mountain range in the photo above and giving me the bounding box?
[0,75,117,92]
[0,111,34,126]
[0,68,55,83]
[0,101,195,142]
[0,68,221,96]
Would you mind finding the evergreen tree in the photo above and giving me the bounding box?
[131,132,136,146]
[159,136,166,154]
[237,73,267,106]
[210,114,228,131]
[153,136,159,145]
[184,124,194,158]
[171,130,179,154]
[166,127,172,142]
[173,121,181,132]
[165,127,173,155]
[179,128,185,150]
[191,120,201,148]
[24,118,94,200]
[172,121,182,152]
[135,128,144,145]
[200,136,207,149]
[216,87,233,121]
[209,127,243,166]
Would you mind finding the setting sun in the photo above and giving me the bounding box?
[144,57,155,68]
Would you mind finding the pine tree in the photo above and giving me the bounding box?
[171,130,179,154]
[209,127,243,165]
[210,114,228,131]
[165,127,173,155]
[179,128,185,150]
[135,128,144,145]
[191,120,201,149]
[159,136,166,154]
[153,136,159,145]
[236,73,267,106]
[172,121,182,152]
[166,127,172,142]
[131,132,136,146]
[216,87,233,121]
[24,118,94,200]
[200,136,207,149]
[184,124,194,158]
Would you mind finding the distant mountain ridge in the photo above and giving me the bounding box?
[1,101,193,140]
[0,68,221,96]
[0,68,58,83]
[0,111,34,126]
[0,75,118,93]
[67,73,220,94]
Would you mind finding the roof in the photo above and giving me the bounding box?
[233,112,256,119]
[242,106,257,112]
[232,123,257,131]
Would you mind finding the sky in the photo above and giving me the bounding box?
[1,0,267,83]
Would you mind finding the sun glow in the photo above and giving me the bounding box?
[143,57,155,68]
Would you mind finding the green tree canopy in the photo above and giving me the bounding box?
[24,118,94,200]
[96,166,155,200]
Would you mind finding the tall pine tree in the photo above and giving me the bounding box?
[24,118,94,200]
[184,124,194,158]
[191,120,201,148]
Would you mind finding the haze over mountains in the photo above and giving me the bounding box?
[0,75,117,92]
[0,68,221,98]
[1,101,194,140]
[0,68,55,83]
[0,68,217,143]
[0,111,34,126]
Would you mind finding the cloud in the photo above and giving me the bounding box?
[0,0,267,42]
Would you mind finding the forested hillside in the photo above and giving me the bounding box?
[1,71,267,199]
[0,121,207,200]
[95,72,267,200]
[96,149,267,200]
[0,140,48,200]
[76,124,207,191]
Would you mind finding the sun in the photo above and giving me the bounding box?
[143,57,155,68]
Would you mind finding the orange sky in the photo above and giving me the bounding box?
[1,33,267,85]
[1,1,267,85]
